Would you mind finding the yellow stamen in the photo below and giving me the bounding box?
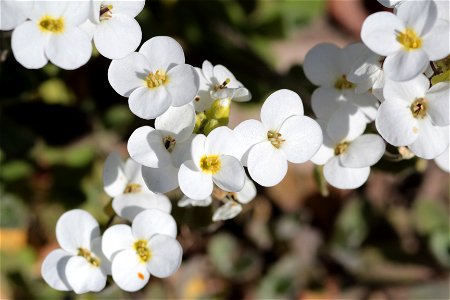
[38,16,65,34]
[100,4,113,21]
[410,97,428,119]
[334,141,350,156]
[145,70,168,89]
[334,75,355,90]
[163,135,176,153]
[396,28,422,51]
[77,247,100,267]
[267,131,285,149]
[124,183,142,194]
[200,155,221,174]
[134,240,152,263]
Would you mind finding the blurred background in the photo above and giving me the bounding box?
[0,0,449,299]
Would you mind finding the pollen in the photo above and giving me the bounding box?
[334,141,350,155]
[38,16,65,34]
[137,272,145,280]
[100,4,113,21]
[163,135,176,153]
[134,240,152,263]
[410,97,427,119]
[214,78,231,91]
[77,247,100,267]
[200,155,221,174]
[124,183,142,194]
[267,131,285,149]
[334,75,355,90]
[396,28,422,51]
[145,70,168,89]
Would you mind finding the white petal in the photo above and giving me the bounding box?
[206,126,241,158]
[231,87,252,102]
[0,0,32,30]
[166,64,199,107]
[376,98,419,146]
[236,176,257,204]
[147,235,182,278]
[427,82,450,126]
[326,103,367,143]
[112,192,172,222]
[340,134,385,168]
[408,120,449,159]
[261,89,304,131]
[361,12,403,56]
[171,135,194,167]
[279,115,322,163]
[202,60,214,80]
[212,64,237,86]
[124,158,145,185]
[323,156,370,189]
[155,104,195,142]
[212,155,245,192]
[60,2,91,26]
[111,249,150,292]
[233,119,267,163]
[423,20,450,61]
[91,237,111,275]
[142,164,180,193]
[212,202,243,221]
[191,134,207,170]
[178,195,212,207]
[247,141,288,187]
[102,224,134,260]
[45,27,92,70]
[383,50,429,82]
[128,86,171,119]
[396,0,437,36]
[127,126,171,168]
[178,160,213,200]
[311,87,343,120]
[107,52,148,97]
[311,142,335,166]
[108,0,145,17]
[383,74,429,104]
[41,249,72,291]
[435,147,449,172]
[139,36,185,71]
[56,210,100,254]
[94,14,142,59]
[132,209,177,240]
[303,43,343,86]
[11,21,48,69]
[66,256,106,294]
[103,151,127,197]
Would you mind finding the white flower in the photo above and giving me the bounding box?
[361,0,450,81]
[108,36,199,119]
[11,1,92,70]
[178,126,245,200]
[41,209,110,294]
[212,202,243,222]
[102,209,182,292]
[434,146,449,173]
[234,89,322,187]
[311,112,385,189]
[103,152,171,222]
[0,0,33,31]
[128,104,196,193]
[376,75,449,159]
[194,60,251,112]
[81,0,144,59]
[304,43,379,122]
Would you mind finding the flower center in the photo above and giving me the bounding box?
[396,28,422,51]
[100,4,113,21]
[334,75,355,90]
[267,131,285,149]
[145,70,168,89]
[77,247,100,267]
[410,98,428,119]
[124,183,142,194]
[38,16,65,34]
[163,135,176,153]
[200,155,221,174]
[334,141,350,155]
[213,78,231,91]
[134,240,152,263]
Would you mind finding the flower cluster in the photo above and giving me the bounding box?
[4,0,145,69]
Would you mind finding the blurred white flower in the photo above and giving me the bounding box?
[103,152,171,222]
[361,0,450,81]
[41,210,110,294]
[102,209,182,292]
[108,36,199,119]
[376,75,449,159]
[11,1,92,69]
[234,89,322,187]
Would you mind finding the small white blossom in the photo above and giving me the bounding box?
[108,36,199,119]
[103,152,171,222]
[11,1,92,69]
[234,89,322,187]
[102,209,182,292]
[41,210,110,294]
[361,0,450,81]
[376,75,449,159]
